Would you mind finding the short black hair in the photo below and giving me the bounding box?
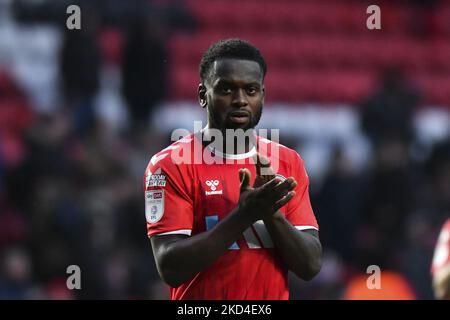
[199,38,267,83]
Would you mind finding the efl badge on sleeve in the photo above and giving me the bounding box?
[145,190,164,223]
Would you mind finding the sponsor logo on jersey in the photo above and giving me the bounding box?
[146,167,167,188]
[205,179,223,195]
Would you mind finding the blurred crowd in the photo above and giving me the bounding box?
[0,0,449,299]
[298,69,450,299]
[0,0,188,300]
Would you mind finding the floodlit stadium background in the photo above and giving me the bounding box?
[0,0,449,299]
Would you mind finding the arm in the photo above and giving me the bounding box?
[151,206,252,288]
[151,169,296,288]
[264,211,322,280]
[253,153,322,280]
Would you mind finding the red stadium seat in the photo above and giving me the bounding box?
[169,0,450,106]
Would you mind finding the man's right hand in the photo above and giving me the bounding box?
[237,168,296,223]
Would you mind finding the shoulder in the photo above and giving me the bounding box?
[257,136,304,166]
[143,134,196,189]
[146,134,195,171]
[257,135,309,182]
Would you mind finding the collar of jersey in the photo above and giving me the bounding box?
[206,144,257,160]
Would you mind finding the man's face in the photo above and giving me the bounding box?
[199,59,265,132]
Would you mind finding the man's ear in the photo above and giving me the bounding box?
[198,84,207,108]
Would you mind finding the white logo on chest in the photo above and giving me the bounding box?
[205,180,223,195]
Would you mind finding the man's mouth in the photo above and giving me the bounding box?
[229,111,250,124]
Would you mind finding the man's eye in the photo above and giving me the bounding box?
[220,87,232,94]
[247,87,257,95]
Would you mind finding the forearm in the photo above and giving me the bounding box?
[153,207,253,287]
[264,211,322,280]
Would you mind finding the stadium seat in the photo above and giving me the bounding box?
[168,0,450,106]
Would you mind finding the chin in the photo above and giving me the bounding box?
[224,119,256,131]
[227,124,253,131]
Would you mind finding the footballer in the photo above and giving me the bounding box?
[143,39,322,299]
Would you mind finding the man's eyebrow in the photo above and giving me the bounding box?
[214,79,261,87]
[215,79,233,85]
[246,82,262,87]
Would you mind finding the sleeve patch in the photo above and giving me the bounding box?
[145,190,165,223]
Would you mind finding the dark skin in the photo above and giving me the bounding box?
[200,58,263,153]
[151,59,322,288]
[252,154,322,281]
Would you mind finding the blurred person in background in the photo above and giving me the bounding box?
[0,247,35,299]
[356,137,416,269]
[422,139,450,226]
[423,139,450,299]
[121,0,195,130]
[410,0,441,39]
[121,12,168,129]
[60,4,101,136]
[395,139,450,299]
[315,145,366,266]
[360,67,420,148]
[431,218,450,299]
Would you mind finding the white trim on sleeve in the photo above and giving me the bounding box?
[157,229,192,236]
[295,226,318,231]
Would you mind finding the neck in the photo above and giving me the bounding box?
[201,125,257,155]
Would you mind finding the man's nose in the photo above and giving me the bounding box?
[232,89,248,107]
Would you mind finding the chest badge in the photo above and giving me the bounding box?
[205,179,223,196]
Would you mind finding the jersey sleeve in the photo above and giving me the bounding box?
[143,152,194,238]
[284,151,319,231]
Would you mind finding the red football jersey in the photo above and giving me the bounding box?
[432,219,450,275]
[144,133,319,300]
